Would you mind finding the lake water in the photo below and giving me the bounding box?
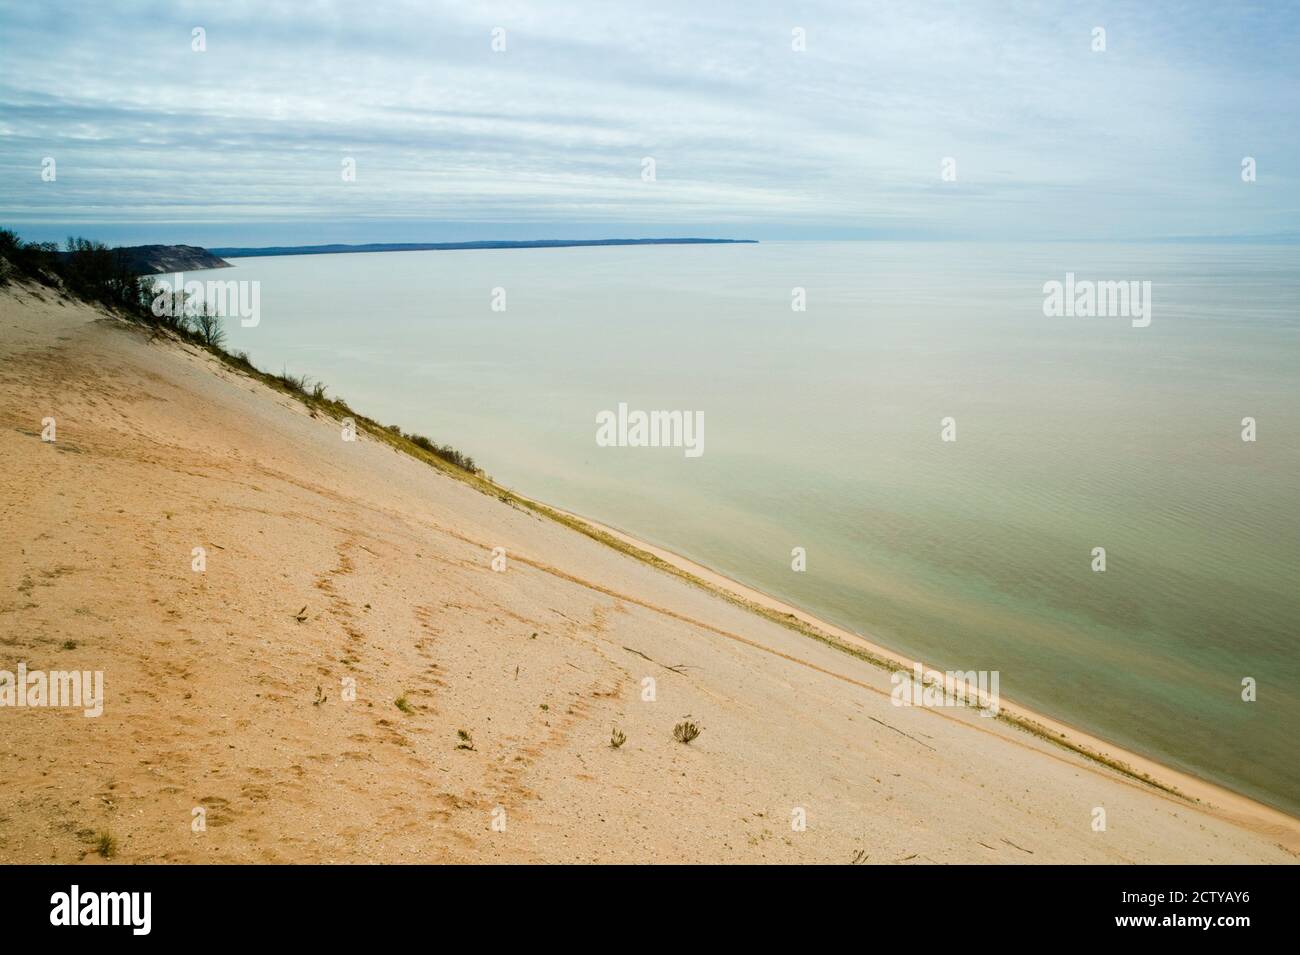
[210,241,1300,815]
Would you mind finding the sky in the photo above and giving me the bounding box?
[1,0,1297,246]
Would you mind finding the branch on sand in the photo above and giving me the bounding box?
[868,716,936,751]
[622,646,694,674]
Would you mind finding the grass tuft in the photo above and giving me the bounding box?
[94,831,118,858]
[673,721,701,744]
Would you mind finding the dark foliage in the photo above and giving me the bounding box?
[2,227,480,479]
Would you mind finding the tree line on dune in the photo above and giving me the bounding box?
[0,228,478,477]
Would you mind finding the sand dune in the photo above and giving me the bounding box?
[1,283,1295,864]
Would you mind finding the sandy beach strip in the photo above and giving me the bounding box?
[524,498,1300,852]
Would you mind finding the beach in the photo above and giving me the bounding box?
[1,280,1296,864]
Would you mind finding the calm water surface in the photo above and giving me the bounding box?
[212,241,1300,814]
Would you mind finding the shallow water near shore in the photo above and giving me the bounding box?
[214,240,1300,816]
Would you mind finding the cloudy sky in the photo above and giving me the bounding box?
[1,0,1297,245]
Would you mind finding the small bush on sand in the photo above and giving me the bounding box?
[192,303,225,349]
[673,721,701,744]
[610,727,626,749]
[277,370,311,395]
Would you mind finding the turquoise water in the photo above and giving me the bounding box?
[213,241,1300,815]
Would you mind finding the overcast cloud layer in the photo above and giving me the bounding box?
[1,0,1297,245]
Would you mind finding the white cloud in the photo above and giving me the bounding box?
[1,0,1297,239]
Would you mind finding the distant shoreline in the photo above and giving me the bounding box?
[210,238,758,259]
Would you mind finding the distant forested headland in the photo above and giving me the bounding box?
[209,238,757,258]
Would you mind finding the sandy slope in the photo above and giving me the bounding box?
[0,284,1295,864]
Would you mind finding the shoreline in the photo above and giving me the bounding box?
[177,256,1299,850]
[509,493,1300,852]
[4,277,1294,863]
